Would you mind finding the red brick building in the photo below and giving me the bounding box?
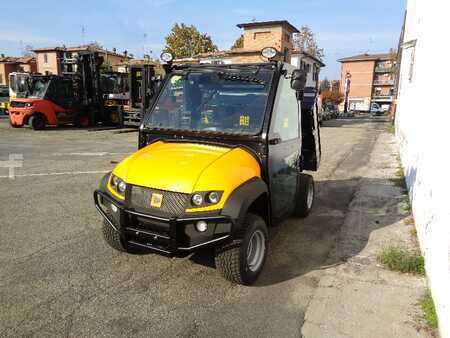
[338,53,396,110]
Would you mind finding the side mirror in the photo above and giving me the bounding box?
[291,69,306,91]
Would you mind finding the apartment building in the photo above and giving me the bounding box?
[338,53,396,110]
[0,56,37,86]
[33,44,132,75]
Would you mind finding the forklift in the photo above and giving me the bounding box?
[93,48,322,285]
[9,52,107,130]
[122,64,161,127]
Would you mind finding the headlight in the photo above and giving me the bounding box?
[25,102,33,107]
[110,174,126,197]
[207,191,220,204]
[190,191,222,207]
[191,193,203,206]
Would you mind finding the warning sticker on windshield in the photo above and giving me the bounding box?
[239,115,250,126]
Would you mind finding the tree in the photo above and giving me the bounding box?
[293,25,324,60]
[321,90,344,105]
[231,35,244,49]
[164,23,218,58]
[319,78,330,93]
[22,45,34,57]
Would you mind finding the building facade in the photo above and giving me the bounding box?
[395,1,450,336]
[0,56,37,86]
[338,53,396,111]
[291,50,325,89]
[33,44,132,75]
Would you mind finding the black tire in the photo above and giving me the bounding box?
[30,114,46,130]
[294,173,315,218]
[102,219,127,252]
[215,213,268,285]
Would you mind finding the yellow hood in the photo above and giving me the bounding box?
[113,141,261,197]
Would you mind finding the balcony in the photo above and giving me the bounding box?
[374,66,395,73]
[373,79,394,86]
[372,95,393,102]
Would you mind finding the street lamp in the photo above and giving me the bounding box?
[344,72,352,114]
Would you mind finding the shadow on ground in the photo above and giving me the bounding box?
[187,176,406,286]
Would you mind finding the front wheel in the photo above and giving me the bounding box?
[293,173,315,218]
[30,114,46,130]
[215,213,268,285]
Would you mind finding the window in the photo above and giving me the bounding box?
[284,33,290,42]
[408,46,416,82]
[144,70,274,135]
[253,31,271,40]
[44,53,48,64]
[270,75,299,141]
[283,48,289,62]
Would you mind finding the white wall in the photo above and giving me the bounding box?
[395,1,450,336]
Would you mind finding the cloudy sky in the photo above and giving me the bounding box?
[0,0,406,79]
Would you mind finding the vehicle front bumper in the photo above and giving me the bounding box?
[94,190,233,255]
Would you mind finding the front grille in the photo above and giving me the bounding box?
[129,185,190,217]
[10,101,26,108]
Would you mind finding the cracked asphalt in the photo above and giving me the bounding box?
[0,115,387,337]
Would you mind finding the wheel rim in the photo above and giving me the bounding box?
[307,180,314,210]
[246,229,266,272]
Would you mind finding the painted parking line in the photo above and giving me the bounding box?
[0,170,109,179]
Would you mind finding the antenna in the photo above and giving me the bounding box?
[81,25,86,44]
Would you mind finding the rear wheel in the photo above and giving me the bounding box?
[215,213,268,285]
[294,173,315,217]
[30,114,46,130]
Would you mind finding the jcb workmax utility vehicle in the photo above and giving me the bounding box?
[94,48,321,285]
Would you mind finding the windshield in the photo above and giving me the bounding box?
[143,69,274,135]
[29,78,50,98]
[101,74,129,94]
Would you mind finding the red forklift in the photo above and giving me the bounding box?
[9,52,107,130]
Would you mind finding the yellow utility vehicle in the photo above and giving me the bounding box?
[94,49,321,284]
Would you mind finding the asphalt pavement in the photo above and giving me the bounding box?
[0,115,389,337]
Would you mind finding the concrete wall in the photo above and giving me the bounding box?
[395,1,450,336]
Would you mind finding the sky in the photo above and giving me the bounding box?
[0,0,406,79]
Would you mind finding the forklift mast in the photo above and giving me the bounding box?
[60,51,105,124]
[125,64,159,126]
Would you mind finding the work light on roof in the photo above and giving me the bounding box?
[261,47,277,59]
[160,52,174,63]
